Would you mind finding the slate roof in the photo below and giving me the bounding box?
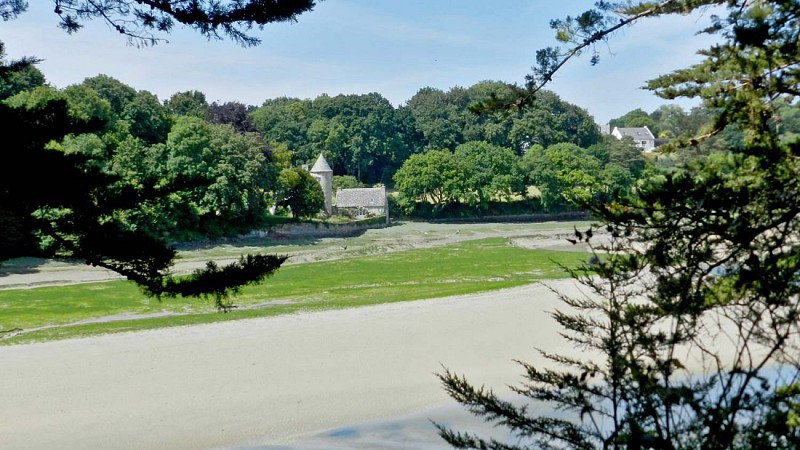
[336,187,386,208]
[614,126,655,140]
[310,153,333,173]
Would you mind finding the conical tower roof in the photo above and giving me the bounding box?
[310,153,332,173]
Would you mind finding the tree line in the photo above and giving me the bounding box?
[8,52,799,229]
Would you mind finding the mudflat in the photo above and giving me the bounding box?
[0,280,581,449]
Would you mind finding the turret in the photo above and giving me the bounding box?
[309,153,333,214]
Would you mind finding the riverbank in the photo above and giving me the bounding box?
[0,280,581,449]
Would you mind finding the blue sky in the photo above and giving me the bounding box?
[0,1,719,124]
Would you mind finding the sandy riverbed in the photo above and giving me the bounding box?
[0,279,583,450]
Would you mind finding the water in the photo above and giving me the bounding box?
[233,400,520,450]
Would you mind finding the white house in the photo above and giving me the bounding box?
[611,126,656,152]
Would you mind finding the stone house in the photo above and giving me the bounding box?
[335,187,387,217]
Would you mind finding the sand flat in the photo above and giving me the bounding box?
[0,280,580,449]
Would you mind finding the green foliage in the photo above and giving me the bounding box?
[251,93,415,184]
[609,107,658,134]
[394,141,528,212]
[164,90,209,119]
[393,149,461,209]
[406,83,600,153]
[440,1,800,449]
[3,84,64,109]
[522,142,603,210]
[0,42,44,100]
[399,198,545,220]
[249,96,309,155]
[0,50,286,302]
[62,84,115,125]
[123,91,172,144]
[275,167,324,220]
[113,116,277,239]
[404,86,467,149]
[589,135,647,178]
[332,175,363,191]
[453,141,525,206]
[509,90,600,149]
[649,104,713,139]
[162,254,288,311]
[80,74,137,116]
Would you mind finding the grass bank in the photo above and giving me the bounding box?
[0,237,586,345]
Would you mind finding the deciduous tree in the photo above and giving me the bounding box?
[0,50,284,308]
[393,149,461,209]
[275,167,324,220]
[453,141,524,207]
[164,90,209,119]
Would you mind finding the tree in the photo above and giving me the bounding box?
[250,96,311,160]
[521,142,603,211]
[0,0,319,306]
[392,149,461,210]
[405,83,599,154]
[332,175,363,191]
[164,90,209,119]
[462,81,519,148]
[0,42,44,100]
[207,101,256,133]
[275,167,323,220]
[123,91,172,144]
[405,86,466,150]
[308,92,413,184]
[0,48,285,309]
[588,135,647,178]
[2,1,318,46]
[453,141,525,207]
[80,74,137,116]
[439,1,800,448]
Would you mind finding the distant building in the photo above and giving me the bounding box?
[611,126,656,152]
[309,153,333,214]
[308,154,388,221]
[335,187,387,217]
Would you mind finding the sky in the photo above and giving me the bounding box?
[0,1,720,124]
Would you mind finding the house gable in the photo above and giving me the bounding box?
[611,126,656,152]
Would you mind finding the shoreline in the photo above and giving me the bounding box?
[0,280,581,449]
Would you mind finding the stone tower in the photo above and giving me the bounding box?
[309,153,333,214]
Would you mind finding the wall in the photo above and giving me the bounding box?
[243,217,387,239]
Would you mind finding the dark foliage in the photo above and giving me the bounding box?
[0,52,286,304]
[162,254,288,311]
[207,101,256,132]
[0,0,319,46]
